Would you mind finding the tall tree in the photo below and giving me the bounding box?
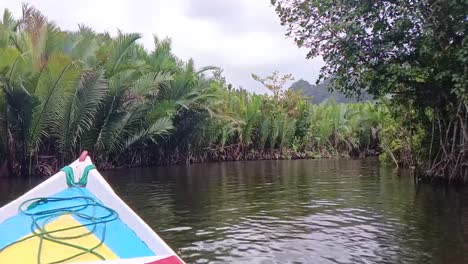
[272,0,468,181]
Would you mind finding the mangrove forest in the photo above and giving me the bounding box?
[0,2,467,184]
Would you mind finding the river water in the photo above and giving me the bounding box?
[1,159,467,263]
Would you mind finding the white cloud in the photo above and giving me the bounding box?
[0,0,324,93]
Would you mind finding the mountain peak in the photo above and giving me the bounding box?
[290,79,369,104]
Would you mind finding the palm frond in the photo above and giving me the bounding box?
[148,36,176,72]
[96,104,149,155]
[2,9,15,27]
[30,53,80,153]
[259,118,271,149]
[57,69,107,159]
[124,116,173,150]
[133,71,172,97]
[108,33,141,76]
[196,65,218,75]
[0,9,17,48]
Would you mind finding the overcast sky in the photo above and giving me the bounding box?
[0,0,324,93]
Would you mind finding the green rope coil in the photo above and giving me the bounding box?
[0,193,119,264]
[0,165,115,263]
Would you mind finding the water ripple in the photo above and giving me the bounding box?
[99,159,468,264]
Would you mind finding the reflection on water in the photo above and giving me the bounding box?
[1,159,467,263]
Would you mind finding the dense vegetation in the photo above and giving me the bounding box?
[272,0,468,182]
[0,6,396,177]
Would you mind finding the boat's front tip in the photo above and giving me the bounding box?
[0,151,185,264]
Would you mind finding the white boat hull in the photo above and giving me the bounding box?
[0,153,185,264]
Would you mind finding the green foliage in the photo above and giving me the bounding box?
[272,0,467,99]
[272,0,468,181]
[192,71,387,159]
[31,53,80,153]
[0,5,214,174]
[377,100,427,168]
[0,5,394,176]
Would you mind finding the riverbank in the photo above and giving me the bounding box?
[8,146,380,178]
[102,146,380,170]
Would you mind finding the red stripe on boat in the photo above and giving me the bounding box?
[146,256,183,264]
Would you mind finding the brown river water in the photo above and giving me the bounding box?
[1,158,468,263]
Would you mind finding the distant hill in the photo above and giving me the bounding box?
[290,79,371,104]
